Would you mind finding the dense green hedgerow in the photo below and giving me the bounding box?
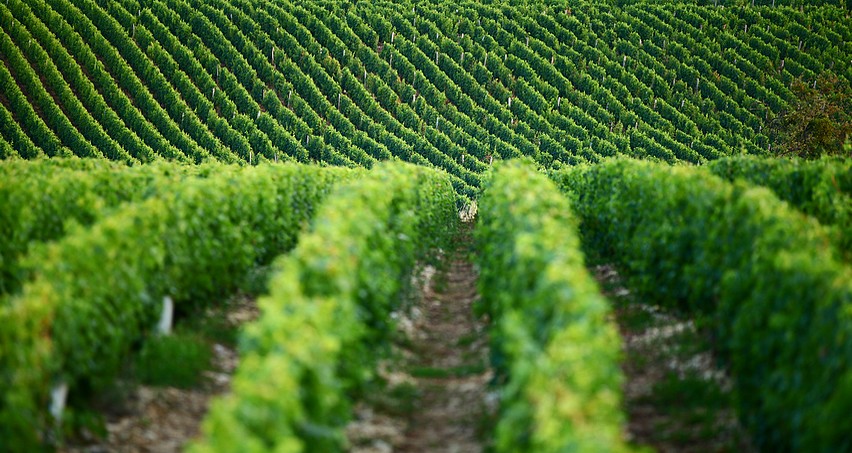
[0,158,207,295]
[0,163,355,450]
[189,162,457,452]
[477,160,634,453]
[707,155,852,260]
[553,158,852,452]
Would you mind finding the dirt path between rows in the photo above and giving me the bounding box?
[593,265,754,453]
[348,222,492,453]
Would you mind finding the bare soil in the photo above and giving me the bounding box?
[593,264,754,453]
[347,223,492,453]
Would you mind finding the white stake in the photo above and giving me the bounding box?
[50,382,69,422]
[156,296,174,335]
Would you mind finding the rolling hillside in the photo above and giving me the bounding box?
[1,0,850,196]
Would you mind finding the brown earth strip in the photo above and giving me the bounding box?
[593,264,754,453]
[348,222,492,453]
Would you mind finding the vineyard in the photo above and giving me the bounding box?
[1,0,851,451]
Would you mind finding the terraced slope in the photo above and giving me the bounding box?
[1,0,851,194]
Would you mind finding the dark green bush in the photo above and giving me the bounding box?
[135,333,212,389]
